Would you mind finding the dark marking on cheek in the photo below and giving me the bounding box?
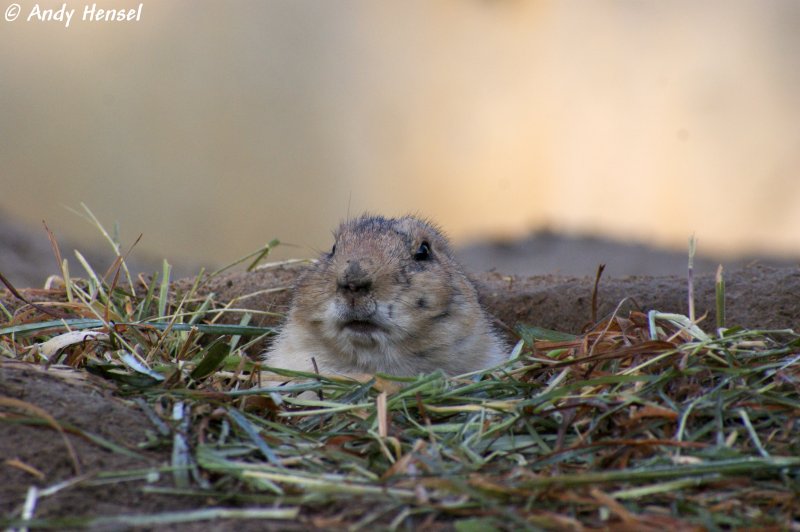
[414,348,433,359]
[394,270,411,287]
[388,304,394,318]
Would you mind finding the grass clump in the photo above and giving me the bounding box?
[1,216,799,530]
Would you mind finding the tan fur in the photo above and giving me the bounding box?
[264,214,507,377]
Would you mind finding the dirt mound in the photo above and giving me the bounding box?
[2,260,800,527]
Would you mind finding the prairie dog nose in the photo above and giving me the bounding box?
[338,260,372,293]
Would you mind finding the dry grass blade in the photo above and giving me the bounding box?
[0,269,68,319]
[591,263,606,324]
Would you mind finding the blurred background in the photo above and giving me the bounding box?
[2,1,799,286]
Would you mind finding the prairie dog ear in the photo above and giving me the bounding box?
[395,216,453,255]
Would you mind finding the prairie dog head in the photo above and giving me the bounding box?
[267,214,505,376]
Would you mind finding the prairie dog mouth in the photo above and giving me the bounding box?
[341,320,385,335]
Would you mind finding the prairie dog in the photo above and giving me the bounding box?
[264,215,507,377]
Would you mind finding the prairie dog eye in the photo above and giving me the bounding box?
[329,243,336,257]
[414,241,431,261]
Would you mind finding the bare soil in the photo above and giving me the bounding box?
[0,362,305,531]
[0,361,176,524]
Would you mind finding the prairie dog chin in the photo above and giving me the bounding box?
[264,214,507,377]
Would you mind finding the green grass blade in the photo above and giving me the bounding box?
[190,340,230,380]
